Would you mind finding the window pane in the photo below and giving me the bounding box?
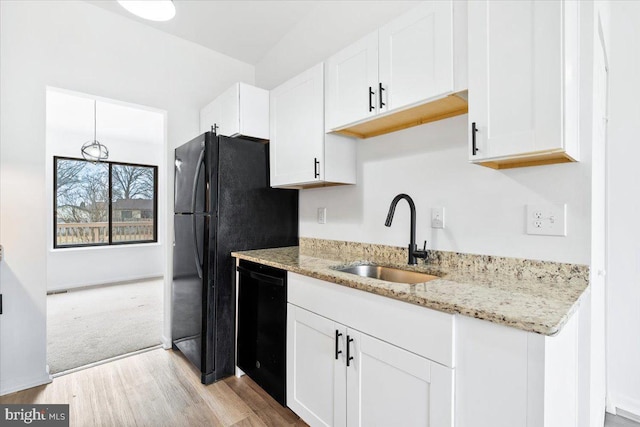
[111,164,155,243]
[55,159,109,246]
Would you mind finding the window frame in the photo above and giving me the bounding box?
[53,156,159,249]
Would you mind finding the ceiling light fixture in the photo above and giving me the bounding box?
[81,100,109,163]
[116,0,176,22]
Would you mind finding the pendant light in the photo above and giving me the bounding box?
[81,100,109,163]
[116,1,176,22]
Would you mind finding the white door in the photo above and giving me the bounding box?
[270,63,325,187]
[378,1,454,114]
[325,31,379,131]
[346,329,454,427]
[468,0,563,160]
[287,304,347,427]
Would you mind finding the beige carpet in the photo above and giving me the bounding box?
[47,279,164,374]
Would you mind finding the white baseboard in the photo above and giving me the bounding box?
[606,395,616,414]
[610,394,640,422]
[47,274,163,293]
[617,408,640,423]
[161,335,172,349]
[0,372,52,397]
[235,366,245,378]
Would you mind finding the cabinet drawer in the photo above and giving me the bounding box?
[288,272,455,368]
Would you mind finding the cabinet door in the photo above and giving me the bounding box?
[199,96,222,134]
[287,304,347,427]
[200,84,240,137]
[346,329,454,427]
[237,83,269,140]
[468,1,564,161]
[378,1,454,113]
[325,31,379,131]
[215,83,241,138]
[270,63,325,187]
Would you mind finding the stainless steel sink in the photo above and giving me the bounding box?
[335,264,438,284]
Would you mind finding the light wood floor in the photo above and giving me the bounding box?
[0,349,307,427]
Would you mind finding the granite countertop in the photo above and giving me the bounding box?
[231,244,589,336]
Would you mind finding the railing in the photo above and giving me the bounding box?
[56,221,154,245]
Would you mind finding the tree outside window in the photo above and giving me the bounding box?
[54,157,157,248]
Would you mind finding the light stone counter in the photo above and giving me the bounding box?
[232,239,589,336]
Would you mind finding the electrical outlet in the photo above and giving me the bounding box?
[526,204,567,236]
[317,207,326,224]
[431,207,445,229]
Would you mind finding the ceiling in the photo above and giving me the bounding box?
[85,1,419,66]
[86,1,322,65]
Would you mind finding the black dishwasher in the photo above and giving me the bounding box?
[237,260,287,405]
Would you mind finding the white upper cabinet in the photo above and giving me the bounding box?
[325,1,467,139]
[325,32,378,132]
[199,82,269,140]
[270,63,356,189]
[468,0,579,168]
[378,0,454,112]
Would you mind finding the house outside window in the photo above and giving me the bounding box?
[54,157,158,248]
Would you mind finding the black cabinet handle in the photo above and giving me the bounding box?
[368,87,375,112]
[471,122,479,156]
[379,83,385,109]
[236,266,284,287]
[346,335,354,367]
[314,158,320,178]
[335,330,343,360]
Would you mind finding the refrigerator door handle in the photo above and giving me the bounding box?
[191,149,205,279]
[192,215,203,280]
[191,148,206,214]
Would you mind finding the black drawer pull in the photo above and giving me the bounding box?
[379,83,385,109]
[369,86,375,112]
[346,335,354,367]
[314,158,320,178]
[471,122,479,156]
[335,330,343,360]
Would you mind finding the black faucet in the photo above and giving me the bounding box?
[385,193,428,265]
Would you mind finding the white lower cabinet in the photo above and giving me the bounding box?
[287,303,454,427]
[287,305,346,427]
[285,272,583,427]
[346,329,454,427]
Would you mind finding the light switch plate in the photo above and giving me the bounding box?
[317,207,326,224]
[526,204,566,236]
[431,207,445,229]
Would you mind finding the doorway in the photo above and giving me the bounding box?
[45,88,167,374]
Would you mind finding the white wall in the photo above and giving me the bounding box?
[296,117,591,264]
[256,4,592,266]
[45,88,165,292]
[0,0,253,395]
[606,0,640,419]
[255,1,420,90]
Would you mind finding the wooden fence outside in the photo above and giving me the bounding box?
[56,221,154,245]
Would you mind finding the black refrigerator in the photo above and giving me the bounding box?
[172,131,298,384]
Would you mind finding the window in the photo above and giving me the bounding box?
[54,157,158,248]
